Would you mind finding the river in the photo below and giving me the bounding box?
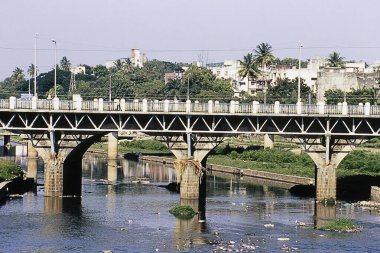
[0,151,380,252]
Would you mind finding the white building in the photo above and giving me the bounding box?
[207,60,262,96]
[70,65,88,75]
[105,48,146,69]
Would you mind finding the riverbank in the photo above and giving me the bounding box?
[140,155,313,186]
[0,159,33,202]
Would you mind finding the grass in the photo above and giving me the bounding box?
[318,218,361,232]
[169,205,197,219]
[91,139,380,180]
[0,159,23,182]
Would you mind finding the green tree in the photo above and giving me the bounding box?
[92,65,109,78]
[27,64,36,78]
[10,67,25,86]
[327,51,345,67]
[254,43,275,70]
[264,78,314,104]
[238,53,261,93]
[325,88,378,104]
[60,56,71,71]
[273,57,308,68]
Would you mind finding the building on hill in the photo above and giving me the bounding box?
[70,65,91,75]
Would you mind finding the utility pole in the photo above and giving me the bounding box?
[187,75,190,100]
[34,33,38,97]
[109,75,112,102]
[297,41,303,102]
[51,39,57,98]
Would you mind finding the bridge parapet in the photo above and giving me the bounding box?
[1,97,377,116]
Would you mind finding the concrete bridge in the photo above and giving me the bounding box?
[1,96,380,202]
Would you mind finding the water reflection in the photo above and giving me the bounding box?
[173,198,208,250]
[314,203,336,228]
[44,197,82,215]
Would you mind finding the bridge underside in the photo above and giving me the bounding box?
[1,110,375,202]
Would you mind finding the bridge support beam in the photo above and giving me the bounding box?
[297,137,355,202]
[28,133,103,197]
[264,134,274,149]
[3,135,11,155]
[160,134,223,200]
[27,141,38,182]
[107,132,118,183]
[315,164,336,201]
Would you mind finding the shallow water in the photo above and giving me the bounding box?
[0,154,379,252]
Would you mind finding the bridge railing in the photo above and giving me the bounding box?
[2,97,380,117]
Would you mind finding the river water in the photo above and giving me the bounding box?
[0,152,380,252]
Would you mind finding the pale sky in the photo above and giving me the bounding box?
[1,0,380,80]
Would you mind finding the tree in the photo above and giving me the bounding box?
[238,53,261,94]
[273,57,308,68]
[60,56,71,71]
[92,65,109,78]
[325,88,378,104]
[254,43,275,70]
[27,64,36,77]
[10,67,25,86]
[263,78,314,104]
[327,51,345,67]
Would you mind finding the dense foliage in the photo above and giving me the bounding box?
[339,150,380,174]
[325,88,378,104]
[0,159,23,182]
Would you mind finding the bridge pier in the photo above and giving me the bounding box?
[298,137,354,202]
[3,135,11,155]
[107,132,118,183]
[27,142,38,182]
[28,133,103,197]
[264,134,274,149]
[160,135,223,200]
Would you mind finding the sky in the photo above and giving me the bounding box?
[1,0,380,80]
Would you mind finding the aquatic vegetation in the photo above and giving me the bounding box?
[318,218,361,232]
[169,205,197,219]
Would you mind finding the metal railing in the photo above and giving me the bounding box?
[1,98,380,116]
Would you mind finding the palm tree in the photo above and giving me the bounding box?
[60,56,71,71]
[238,53,261,94]
[10,67,25,85]
[254,43,275,102]
[254,42,275,70]
[27,64,36,95]
[327,51,345,67]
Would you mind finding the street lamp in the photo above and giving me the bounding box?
[51,39,57,98]
[34,33,38,97]
[297,41,303,102]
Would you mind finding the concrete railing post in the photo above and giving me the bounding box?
[53,97,59,110]
[32,96,37,110]
[76,96,82,111]
[208,100,213,113]
[120,99,125,111]
[214,101,220,112]
[230,100,236,114]
[318,101,325,115]
[186,100,191,113]
[364,102,370,116]
[98,98,104,111]
[164,99,169,112]
[342,102,348,115]
[296,101,302,114]
[142,99,148,112]
[9,96,16,110]
[274,101,280,114]
[252,101,259,114]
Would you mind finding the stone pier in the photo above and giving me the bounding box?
[263,134,274,149]
[315,164,336,201]
[175,160,203,199]
[27,142,38,182]
[107,132,118,183]
[3,135,11,155]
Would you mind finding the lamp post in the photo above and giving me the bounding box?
[297,41,303,102]
[51,39,57,98]
[34,33,38,97]
[109,75,112,102]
